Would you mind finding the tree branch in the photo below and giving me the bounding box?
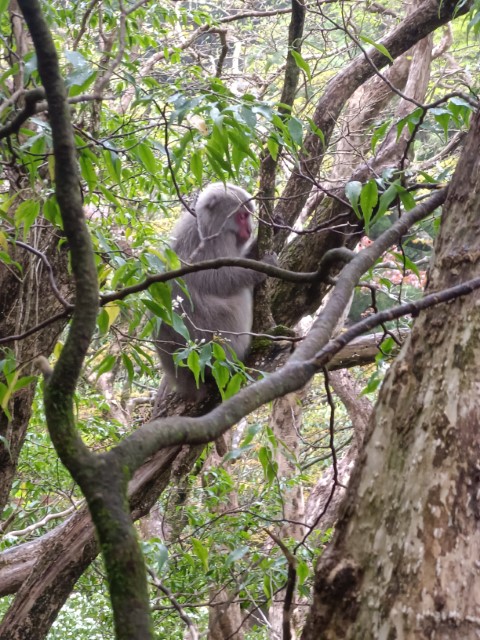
[273,0,471,240]
[108,190,452,472]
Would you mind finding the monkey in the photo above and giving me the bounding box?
[155,182,275,401]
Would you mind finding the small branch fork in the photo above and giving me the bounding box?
[265,529,297,640]
[0,88,103,138]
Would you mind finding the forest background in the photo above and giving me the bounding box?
[0,0,479,639]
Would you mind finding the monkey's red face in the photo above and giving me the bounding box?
[235,208,252,244]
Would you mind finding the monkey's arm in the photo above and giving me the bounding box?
[185,253,277,296]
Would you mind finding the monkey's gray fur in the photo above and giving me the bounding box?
[156,182,273,401]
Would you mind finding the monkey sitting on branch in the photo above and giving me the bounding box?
[155,182,276,401]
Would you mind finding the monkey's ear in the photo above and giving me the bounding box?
[203,190,222,211]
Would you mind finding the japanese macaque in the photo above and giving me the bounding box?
[156,182,274,401]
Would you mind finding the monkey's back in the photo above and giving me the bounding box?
[155,184,261,400]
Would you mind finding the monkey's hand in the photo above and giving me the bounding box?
[248,252,278,286]
[261,251,279,268]
[253,251,278,283]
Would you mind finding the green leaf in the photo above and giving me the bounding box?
[372,182,399,223]
[95,354,117,377]
[15,200,40,237]
[110,262,137,289]
[359,35,393,62]
[297,560,310,586]
[224,373,243,399]
[0,381,11,421]
[142,299,171,324]
[0,0,9,16]
[290,49,311,80]
[362,373,381,395]
[24,53,38,81]
[267,136,279,161]
[136,142,157,174]
[97,308,110,335]
[345,181,362,218]
[164,248,181,270]
[258,446,277,483]
[191,538,209,570]
[240,423,262,447]
[468,8,480,35]
[396,108,423,139]
[43,196,62,226]
[13,375,36,393]
[391,252,420,277]
[154,544,169,573]
[288,117,303,146]
[432,110,450,140]
[370,119,391,152]
[398,189,416,211]
[98,183,121,207]
[103,148,123,185]
[212,361,230,393]
[360,179,378,232]
[212,343,227,361]
[79,154,98,192]
[307,118,325,148]
[190,150,203,183]
[263,574,273,602]
[226,546,249,566]
[121,353,135,384]
[172,312,190,341]
[0,250,18,267]
[150,282,173,317]
[378,336,395,355]
[187,350,201,387]
[65,50,95,90]
[223,445,253,462]
[199,343,213,370]
[240,105,256,128]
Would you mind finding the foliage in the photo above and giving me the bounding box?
[0,0,478,637]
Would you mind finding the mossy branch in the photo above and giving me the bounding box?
[18,2,153,637]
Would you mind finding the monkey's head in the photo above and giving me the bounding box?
[196,182,255,250]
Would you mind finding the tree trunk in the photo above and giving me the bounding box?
[269,392,307,639]
[302,108,480,639]
[0,222,70,513]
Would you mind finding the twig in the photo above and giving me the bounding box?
[73,0,101,49]
[13,239,72,309]
[322,368,341,487]
[0,310,70,346]
[93,2,127,95]
[214,28,229,77]
[5,504,80,538]
[264,529,297,640]
[148,568,199,640]
[160,107,194,215]
[0,88,45,138]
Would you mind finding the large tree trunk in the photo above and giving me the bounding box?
[0,222,70,513]
[302,109,480,639]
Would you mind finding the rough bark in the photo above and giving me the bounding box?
[205,432,244,640]
[301,108,480,639]
[270,392,306,540]
[0,223,70,513]
[268,391,307,640]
